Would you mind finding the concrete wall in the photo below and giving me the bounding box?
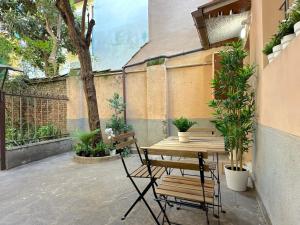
[6,138,73,169]
[250,1,300,224]
[66,47,222,146]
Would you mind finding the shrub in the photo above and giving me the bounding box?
[172,117,196,132]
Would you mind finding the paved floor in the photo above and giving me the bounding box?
[0,153,266,225]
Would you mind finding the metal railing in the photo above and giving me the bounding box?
[279,0,290,19]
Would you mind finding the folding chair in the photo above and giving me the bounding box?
[143,148,218,225]
[113,132,166,224]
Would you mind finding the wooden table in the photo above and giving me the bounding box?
[142,136,225,155]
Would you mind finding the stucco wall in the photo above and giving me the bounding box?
[66,48,222,145]
[250,1,300,224]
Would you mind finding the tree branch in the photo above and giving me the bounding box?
[85,19,95,47]
[81,0,88,39]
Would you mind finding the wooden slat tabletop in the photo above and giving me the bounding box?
[141,136,225,154]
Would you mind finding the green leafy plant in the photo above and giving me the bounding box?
[172,117,197,132]
[209,41,255,171]
[262,37,279,55]
[36,124,60,140]
[147,57,165,67]
[106,93,132,135]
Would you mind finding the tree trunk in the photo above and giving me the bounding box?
[56,0,102,143]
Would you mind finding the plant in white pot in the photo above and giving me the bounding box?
[290,0,300,36]
[172,117,196,143]
[262,37,277,63]
[209,41,255,192]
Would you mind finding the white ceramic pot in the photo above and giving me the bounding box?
[178,132,189,143]
[294,21,300,36]
[224,164,249,192]
[267,53,274,63]
[110,149,116,156]
[272,44,282,58]
[281,33,295,49]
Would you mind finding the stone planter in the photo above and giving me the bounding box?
[272,44,282,58]
[73,154,120,164]
[294,21,300,36]
[224,164,249,192]
[267,53,274,63]
[6,138,73,169]
[281,33,295,49]
[178,132,189,143]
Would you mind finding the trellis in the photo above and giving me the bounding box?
[0,90,68,170]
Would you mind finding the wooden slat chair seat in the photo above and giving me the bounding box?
[130,165,165,179]
[143,149,216,225]
[156,175,215,204]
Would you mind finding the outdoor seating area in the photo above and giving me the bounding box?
[0,0,299,225]
[0,152,265,225]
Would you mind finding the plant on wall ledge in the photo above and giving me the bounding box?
[209,41,255,192]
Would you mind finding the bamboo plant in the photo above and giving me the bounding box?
[209,41,255,171]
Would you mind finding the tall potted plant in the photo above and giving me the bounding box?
[209,41,255,192]
[172,117,196,143]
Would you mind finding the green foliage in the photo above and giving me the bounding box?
[172,117,196,132]
[5,124,61,148]
[209,41,255,171]
[263,1,300,55]
[0,35,16,64]
[73,129,111,157]
[36,124,60,140]
[106,93,132,135]
[147,58,166,67]
[0,0,75,76]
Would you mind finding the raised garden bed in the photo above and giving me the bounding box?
[6,137,73,169]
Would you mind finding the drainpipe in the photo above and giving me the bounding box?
[121,47,204,124]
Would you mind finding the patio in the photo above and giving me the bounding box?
[0,152,266,225]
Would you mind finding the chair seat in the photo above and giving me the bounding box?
[130,165,165,179]
[156,175,215,204]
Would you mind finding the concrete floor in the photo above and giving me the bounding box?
[0,153,266,225]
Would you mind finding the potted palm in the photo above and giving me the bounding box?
[172,117,196,143]
[209,41,255,192]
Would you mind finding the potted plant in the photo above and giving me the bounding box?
[209,41,255,192]
[172,117,196,143]
[291,0,300,36]
[278,20,296,49]
[105,128,116,156]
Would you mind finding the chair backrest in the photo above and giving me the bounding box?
[112,131,143,162]
[143,149,209,171]
[143,148,209,183]
[188,127,217,137]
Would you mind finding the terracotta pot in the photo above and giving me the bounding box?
[294,21,300,36]
[224,165,249,192]
[281,33,295,49]
[178,132,189,143]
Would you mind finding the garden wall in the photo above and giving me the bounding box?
[66,47,222,145]
[6,137,73,169]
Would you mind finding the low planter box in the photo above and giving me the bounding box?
[73,154,120,163]
[6,138,73,169]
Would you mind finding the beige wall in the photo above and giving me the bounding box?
[67,47,222,144]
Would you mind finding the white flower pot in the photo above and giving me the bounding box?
[110,149,116,156]
[267,53,274,63]
[178,132,189,143]
[294,21,300,36]
[224,164,249,192]
[272,44,282,58]
[281,33,295,49]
